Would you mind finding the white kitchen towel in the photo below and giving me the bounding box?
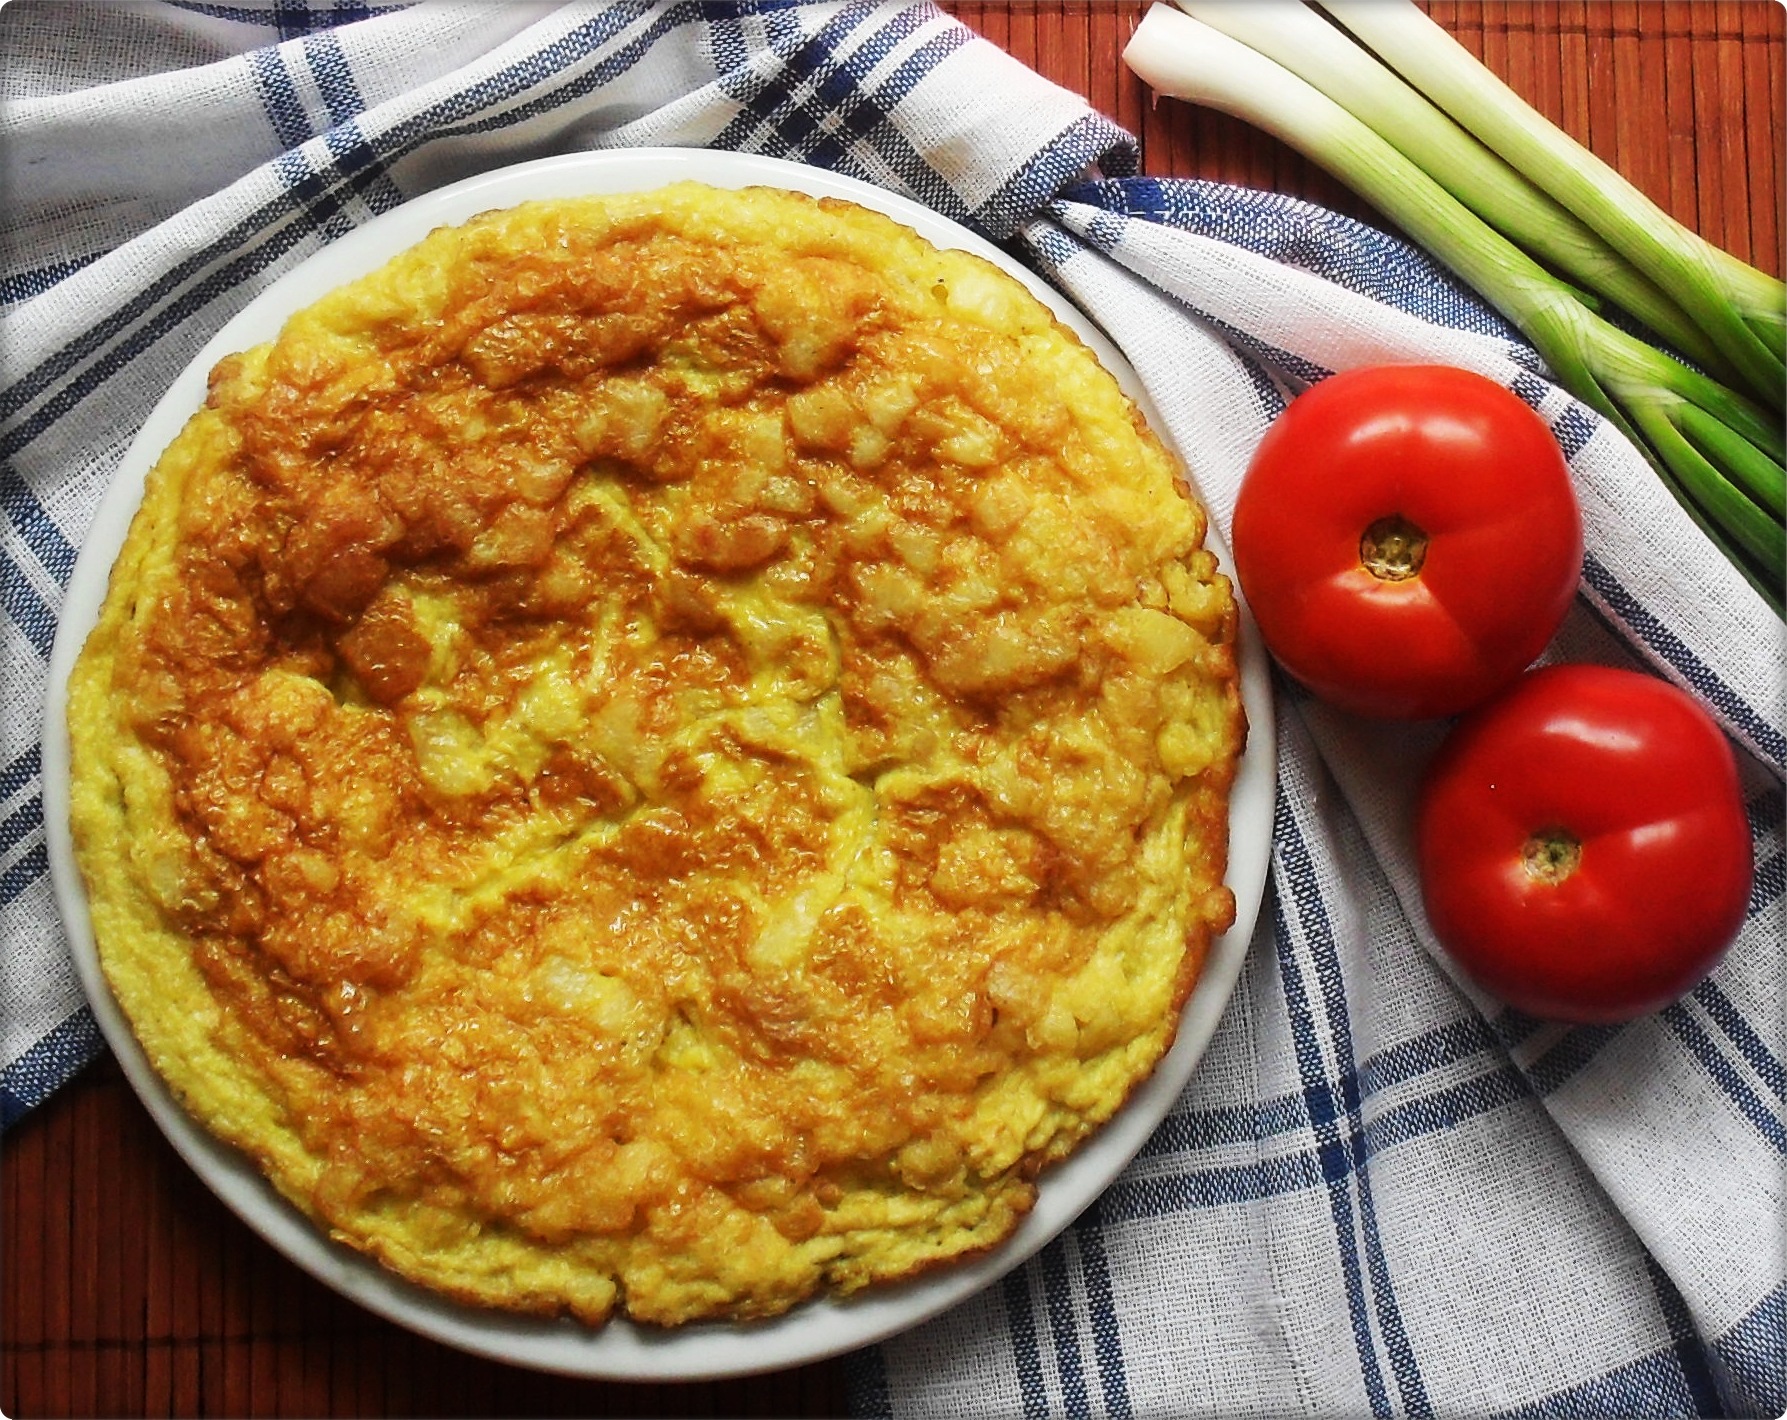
[2,3,1781,1416]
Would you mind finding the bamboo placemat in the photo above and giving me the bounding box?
[4,4,1780,1417]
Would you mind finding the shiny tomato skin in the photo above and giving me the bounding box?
[1416,664,1753,1024]
[1232,365,1582,720]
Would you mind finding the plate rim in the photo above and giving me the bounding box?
[41,146,1275,1382]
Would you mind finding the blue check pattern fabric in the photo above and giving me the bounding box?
[3,4,1781,1416]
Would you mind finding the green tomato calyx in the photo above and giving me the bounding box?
[1522,828,1583,885]
[1360,514,1429,582]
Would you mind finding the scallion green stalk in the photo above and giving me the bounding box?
[1122,3,1785,612]
[1170,0,1728,378]
[1319,0,1787,411]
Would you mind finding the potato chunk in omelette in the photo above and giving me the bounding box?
[67,182,1244,1326]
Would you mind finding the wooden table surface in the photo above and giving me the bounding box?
[4,4,1781,1417]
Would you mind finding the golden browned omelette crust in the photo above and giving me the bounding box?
[68,182,1243,1327]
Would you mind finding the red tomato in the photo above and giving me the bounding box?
[1415,664,1753,1024]
[1232,365,1582,719]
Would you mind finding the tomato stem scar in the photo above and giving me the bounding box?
[1360,514,1429,581]
[1522,828,1582,885]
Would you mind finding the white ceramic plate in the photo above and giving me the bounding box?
[43,148,1274,1381]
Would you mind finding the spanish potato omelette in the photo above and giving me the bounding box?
[67,181,1244,1328]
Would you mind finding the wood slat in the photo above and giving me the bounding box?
[4,5,1779,1417]
[1664,2,1702,234]
[1745,0,1785,276]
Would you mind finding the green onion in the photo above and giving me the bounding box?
[1170,0,1729,378]
[1320,0,1786,410]
[1123,2,1786,612]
